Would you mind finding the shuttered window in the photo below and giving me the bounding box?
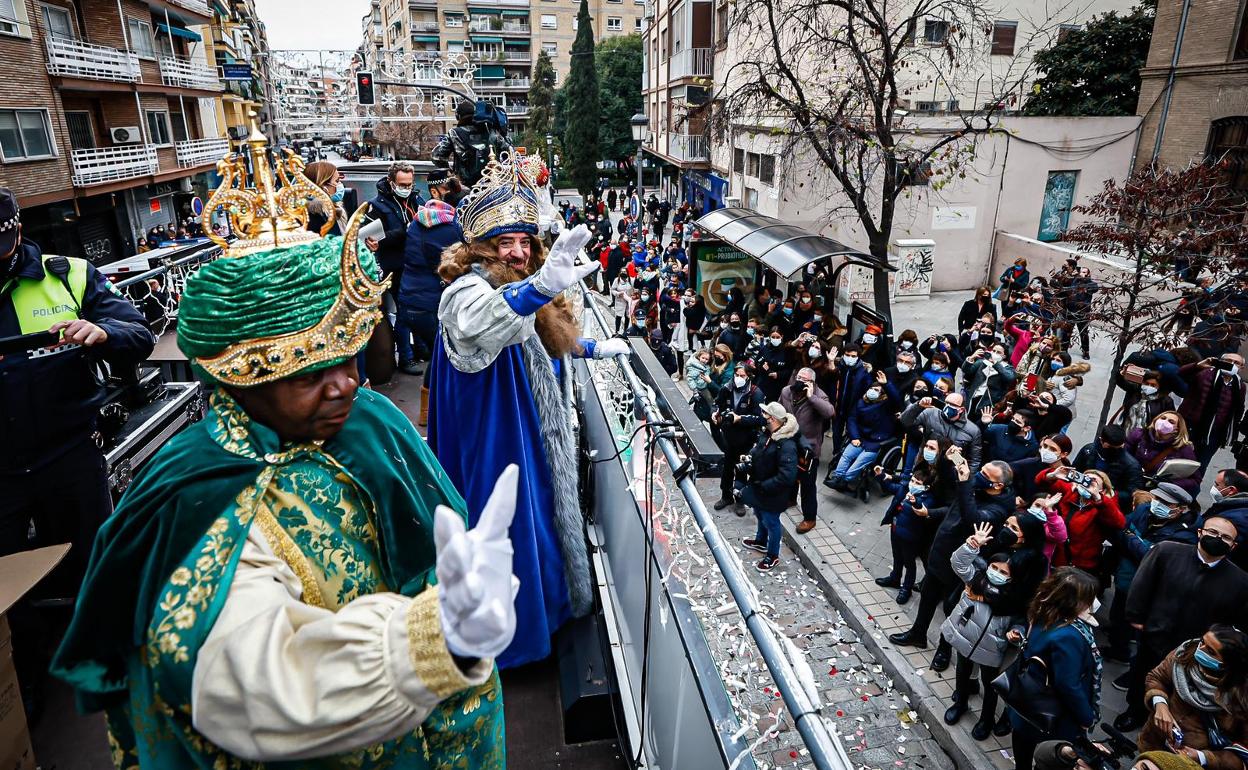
[991,21,1016,56]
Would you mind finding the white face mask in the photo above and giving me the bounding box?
[862,333,878,345]
[769,337,783,347]
[842,355,859,366]
[734,376,747,388]
[991,352,1005,363]
[808,347,822,359]
[899,340,914,350]
[1039,448,1059,464]
[896,362,912,373]
[1141,385,1158,396]
[392,186,412,199]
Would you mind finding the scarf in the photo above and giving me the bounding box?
[1072,619,1103,722]
[1172,640,1225,713]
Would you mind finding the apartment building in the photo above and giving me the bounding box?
[0,0,231,262]
[1135,0,1248,189]
[208,0,274,140]
[364,0,643,139]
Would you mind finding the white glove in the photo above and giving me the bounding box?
[435,464,520,660]
[533,225,599,296]
[593,338,630,359]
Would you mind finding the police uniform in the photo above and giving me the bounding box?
[0,191,155,593]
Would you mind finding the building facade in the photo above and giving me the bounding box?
[1135,0,1248,189]
[207,0,273,140]
[0,0,231,263]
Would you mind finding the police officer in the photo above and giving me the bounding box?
[0,187,155,592]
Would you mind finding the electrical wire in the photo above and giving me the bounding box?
[634,427,664,767]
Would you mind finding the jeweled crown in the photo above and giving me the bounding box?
[457,151,540,242]
[201,118,335,258]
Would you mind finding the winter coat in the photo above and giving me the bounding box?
[398,200,463,312]
[1003,315,1039,367]
[958,297,996,331]
[879,476,937,543]
[881,365,920,399]
[715,382,766,451]
[780,382,835,456]
[743,415,801,511]
[940,544,1025,667]
[983,423,1039,465]
[1010,622,1098,741]
[829,363,872,424]
[961,355,1017,413]
[1177,364,1246,449]
[1126,427,1201,496]
[683,300,707,335]
[649,339,678,375]
[1073,443,1143,515]
[846,394,898,451]
[1197,494,1248,571]
[1114,502,1197,591]
[715,327,749,359]
[927,479,1014,586]
[999,264,1030,293]
[1139,645,1248,770]
[899,403,984,471]
[1046,361,1091,414]
[918,334,962,371]
[756,343,793,401]
[366,177,418,276]
[1040,474,1126,572]
[1113,385,1176,435]
[1121,348,1187,399]
[686,357,711,393]
[1013,342,1057,395]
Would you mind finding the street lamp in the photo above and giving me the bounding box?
[631,112,648,221]
[545,133,555,201]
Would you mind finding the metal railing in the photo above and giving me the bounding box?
[503,104,529,115]
[159,55,223,90]
[175,137,230,168]
[112,244,222,340]
[670,133,709,162]
[46,36,140,82]
[578,285,853,770]
[473,76,529,89]
[168,0,211,16]
[502,49,531,60]
[470,18,530,32]
[670,47,713,78]
[71,145,159,187]
[411,20,440,32]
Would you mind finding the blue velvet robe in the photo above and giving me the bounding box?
[427,342,573,669]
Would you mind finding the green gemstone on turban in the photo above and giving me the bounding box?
[177,236,380,383]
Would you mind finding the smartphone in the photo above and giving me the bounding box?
[1171,726,1184,746]
[1025,373,1040,393]
[1212,359,1234,372]
[1066,470,1092,486]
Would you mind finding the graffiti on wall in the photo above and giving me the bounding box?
[894,245,933,299]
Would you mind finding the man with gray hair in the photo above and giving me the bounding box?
[365,161,421,374]
[898,390,983,471]
[781,367,834,533]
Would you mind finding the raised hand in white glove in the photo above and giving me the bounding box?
[435,464,520,660]
[533,224,599,296]
[593,338,631,359]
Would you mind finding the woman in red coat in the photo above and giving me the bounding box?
[1037,467,1126,579]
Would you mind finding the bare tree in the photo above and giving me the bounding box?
[1060,162,1248,425]
[711,0,1066,319]
[372,120,440,160]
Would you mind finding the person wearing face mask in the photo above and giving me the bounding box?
[826,342,873,458]
[959,287,997,332]
[875,462,941,603]
[1127,411,1203,497]
[858,323,889,371]
[1115,369,1177,434]
[792,333,835,393]
[680,291,707,353]
[1039,467,1125,576]
[757,326,794,401]
[919,333,963,374]
[983,410,1039,464]
[1073,424,1144,514]
[1107,483,1196,664]
[658,287,683,347]
[1196,469,1248,572]
[963,342,1017,415]
[365,162,422,375]
[1013,336,1062,399]
[824,375,898,496]
[1008,568,1102,770]
[305,161,351,236]
[739,403,802,571]
[712,364,766,512]
[882,350,921,397]
[1046,352,1089,416]
[1136,625,1248,769]
[713,312,749,358]
[1027,390,1075,439]
[1178,354,1247,475]
[898,391,984,473]
[1011,433,1073,501]
[781,367,835,532]
[1119,516,1248,731]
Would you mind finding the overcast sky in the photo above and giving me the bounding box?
[254,0,372,51]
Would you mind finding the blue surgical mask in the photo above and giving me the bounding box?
[331,183,345,203]
[842,355,859,366]
[1150,500,1174,519]
[783,307,793,316]
[1194,646,1223,672]
[1027,505,1047,522]
[1051,360,1062,372]
[985,568,1010,586]
[908,483,926,495]
[1075,485,1092,500]
[922,448,938,463]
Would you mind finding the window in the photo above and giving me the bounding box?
[445,13,463,27]
[156,31,174,58]
[715,3,728,46]
[744,188,758,209]
[1236,9,1248,59]
[128,17,155,58]
[40,4,72,39]
[732,147,744,173]
[0,0,22,35]
[540,13,556,28]
[635,17,642,30]
[542,42,557,56]
[1057,24,1079,41]
[915,100,943,112]
[746,152,760,176]
[0,109,54,160]
[607,16,621,30]
[65,110,93,149]
[1207,117,1248,191]
[169,109,189,143]
[990,20,1016,55]
[759,154,775,185]
[145,110,172,145]
[922,18,948,45]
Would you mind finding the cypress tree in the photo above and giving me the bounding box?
[562,0,601,196]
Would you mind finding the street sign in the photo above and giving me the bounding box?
[190,197,204,216]
[221,63,252,81]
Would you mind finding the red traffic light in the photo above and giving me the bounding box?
[360,76,370,85]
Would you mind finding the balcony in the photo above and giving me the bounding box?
[669,47,712,79]
[71,145,159,187]
[669,133,708,162]
[411,21,439,32]
[169,0,212,16]
[503,104,529,116]
[46,37,141,83]
[474,76,530,89]
[160,56,223,91]
[502,50,531,61]
[175,137,230,167]
[470,19,530,34]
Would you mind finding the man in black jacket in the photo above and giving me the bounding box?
[713,364,766,512]
[365,162,420,373]
[1072,423,1143,514]
[1199,469,1248,570]
[741,402,801,571]
[889,451,1015,671]
[431,99,512,187]
[1117,516,1248,730]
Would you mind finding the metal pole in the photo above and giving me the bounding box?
[579,287,854,770]
[635,140,643,223]
[1151,0,1192,164]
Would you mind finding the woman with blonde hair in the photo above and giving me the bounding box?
[1127,410,1202,497]
[1038,467,1125,577]
[304,160,348,236]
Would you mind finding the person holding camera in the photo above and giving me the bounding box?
[740,402,801,571]
[898,390,983,472]
[1177,353,1246,475]
[712,363,766,513]
[963,340,1017,415]
[780,367,834,533]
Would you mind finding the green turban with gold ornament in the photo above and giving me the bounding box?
[177,122,389,387]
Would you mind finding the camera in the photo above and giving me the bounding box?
[735,455,753,483]
[1066,469,1092,487]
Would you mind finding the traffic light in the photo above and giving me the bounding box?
[356,71,375,106]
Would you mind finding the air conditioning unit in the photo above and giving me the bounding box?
[111,126,142,144]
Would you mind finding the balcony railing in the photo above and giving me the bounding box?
[160,56,223,91]
[175,137,230,168]
[411,21,440,32]
[503,104,529,116]
[46,36,141,83]
[669,47,712,79]
[502,50,530,60]
[169,0,212,16]
[670,133,708,162]
[470,19,530,33]
[71,145,159,187]
[473,76,530,89]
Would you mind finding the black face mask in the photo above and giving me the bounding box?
[1006,422,1023,436]
[1201,534,1234,558]
[994,528,1019,548]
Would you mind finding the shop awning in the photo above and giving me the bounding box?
[467,6,501,13]
[158,23,202,41]
[503,39,529,47]
[476,65,505,78]
[413,35,440,42]
[692,207,889,279]
[501,9,529,16]
[471,35,503,43]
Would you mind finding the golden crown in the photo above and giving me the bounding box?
[201,119,335,258]
[457,151,541,242]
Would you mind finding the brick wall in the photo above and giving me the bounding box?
[1146,0,1247,69]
